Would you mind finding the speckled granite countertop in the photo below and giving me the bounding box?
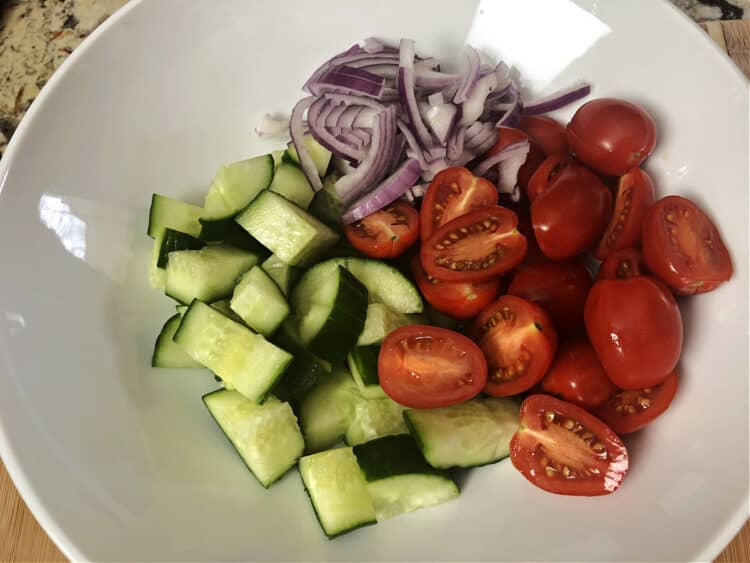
[0,0,747,158]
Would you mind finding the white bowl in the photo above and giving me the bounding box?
[0,0,747,560]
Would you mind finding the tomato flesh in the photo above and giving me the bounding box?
[510,394,629,496]
[420,166,498,241]
[421,206,527,283]
[641,195,733,295]
[519,115,568,156]
[596,371,678,434]
[344,201,419,259]
[378,325,487,408]
[526,153,572,202]
[596,247,648,281]
[470,295,557,396]
[584,276,682,390]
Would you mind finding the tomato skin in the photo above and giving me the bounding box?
[410,255,500,320]
[488,127,546,192]
[641,195,733,295]
[470,295,558,397]
[510,394,628,496]
[378,325,487,408]
[508,257,593,336]
[526,154,572,202]
[540,339,618,410]
[567,98,657,176]
[596,247,648,281]
[344,201,419,259]
[420,166,498,241]
[595,371,678,434]
[531,163,613,260]
[421,206,527,283]
[519,115,568,156]
[594,168,655,260]
[584,276,682,390]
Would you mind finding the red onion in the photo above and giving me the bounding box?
[342,158,421,223]
[473,139,529,177]
[290,96,322,191]
[522,83,591,115]
[398,39,434,148]
[453,46,481,104]
[255,114,289,138]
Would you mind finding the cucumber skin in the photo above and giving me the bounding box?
[299,478,377,540]
[353,434,445,482]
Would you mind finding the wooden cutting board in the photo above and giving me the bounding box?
[1,18,748,563]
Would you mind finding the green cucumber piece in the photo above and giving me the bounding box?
[147,193,202,239]
[298,368,359,452]
[202,154,274,221]
[268,162,315,209]
[152,314,202,368]
[344,397,407,447]
[346,345,385,399]
[156,228,205,268]
[260,254,299,296]
[357,303,425,346]
[308,173,343,229]
[198,218,269,256]
[230,266,290,337]
[284,135,332,177]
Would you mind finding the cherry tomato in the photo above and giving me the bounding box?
[540,339,618,410]
[470,295,557,396]
[487,127,546,192]
[531,163,612,260]
[567,98,657,176]
[526,154,572,202]
[344,201,419,259]
[596,247,648,281]
[420,206,527,283]
[595,371,678,435]
[378,325,487,408]
[410,255,500,320]
[420,166,498,241]
[510,394,628,496]
[594,168,655,260]
[519,115,568,156]
[585,276,682,390]
[508,257,592,336]
[641,195,732,294]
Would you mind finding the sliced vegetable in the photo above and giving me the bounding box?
[357,303,423,347]
[151,314,202,368]
[347,345,386,399]
[343,200,419,259]
[202,155,274,221]
[268,162,316,209]
[230,266,290,337]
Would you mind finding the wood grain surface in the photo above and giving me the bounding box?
[1,17,748,563]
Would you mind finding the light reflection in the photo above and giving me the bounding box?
[38,194,86,259]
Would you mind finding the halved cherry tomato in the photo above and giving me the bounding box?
[469,295,557,396]
[641,195,733,294]
[567,98,657,176]
[526,154,572,202]
[540,339,618,410]
[508,257,592,336]
[531,163,612,260]
[595,370,678,435]
[419,167,498,241]
[520,115,568,156]
[596,247,648,281]
[487,127,546,192]
[585,276,682,390]
[410,255,500,320]
[421,206,527,283]
[510,394,628,496]
[344,201,419,259]
[594,167,655,260]
[378,325,487,408]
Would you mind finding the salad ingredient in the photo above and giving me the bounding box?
[156,229,204,268]
[203,390,304,488]
[347,345,386,399]
[585,276,682,390]
[404,397,520,468]
[596,247,647,281]
[567,98,656,176]
[343,200,419,258]
[151,314,202,368]
[284,133,333,178]
[410,255,500,320]
[268,162,316,209]
[229,266,290,337]
[519,115,568,156]
[510,394,628,496]
[470,295,558,397]
[594,167,655,260]
[260,254,299,296]
[531,163,612,260]
[202,155,275,221]
[344,397,407,446]
[540,339,617,410]
[526,153,572,202]
[353,434,459,520]
[174,300,292,402]
[421,206,527,282]
[476,129,536,197]
[595,370,679,434]
[379,325,487,408]
[357,303,424,346]
[641,195,733,294]
[521,83,592,115]
[147,193,202,239]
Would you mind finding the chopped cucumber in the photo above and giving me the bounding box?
[199,218,269,256]
[308,173,343,229]
[268,162,315,209]
[357,303,424,346]
[173,300,292,403]
[230,266,289,337]
[404,397,520,469]
[346,345,385,399]
[283,135,332,177]
[344,397,407,447]
[203,390,304,487]
[156,228,205,268]
[298,368,359,452]
[261,254,299,296]
[147,193,202,239]
[165,245,259,305]
[235,191,339,266]
[353,434,459,520]
[202,154,274,221]
[271,149,285,170]
[292,265,368,363]
[152,314,202,368]
[299,447,376,538]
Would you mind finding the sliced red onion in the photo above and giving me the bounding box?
[522,82,591,115]
[322,93,386,110]
[447,127,465,162]
[324,103,348,128]
[473,139,529,177]
[397,120,428,170]
[423,158,449,181]
[304,49,400,91]
[405,183,429,201]
[308,97,364,162]
[415,69,460,89]
[465,121,496,150]
[342,158,422,223]
[290,96,322,191]
[473,129,499,156]
[497,101,521,128]
[363,37,386,53]
[428,92,445,106]
[255,114,289,138]
[398,39,435,148]
[423,102,458,145]
[332,156,357,176]
[453,46,481,104]
[309,67,385,98]
[387,135,407,174]
[460,73,498,126]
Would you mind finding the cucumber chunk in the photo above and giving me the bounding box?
[152,314,202,368]
[357,303,424,346]
[268,162,315,209]
[202,154,274,221]
[147,193,202,239]
[230,266,290,337]
[346,345,385,399]
[261,254,299,297]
